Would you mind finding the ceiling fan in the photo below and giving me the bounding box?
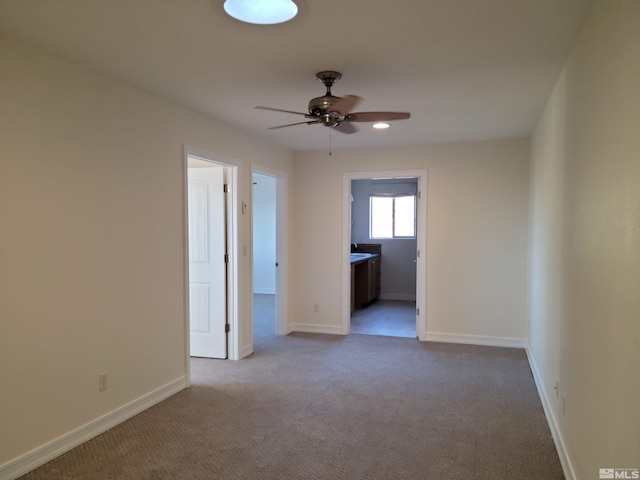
[255,71,411,134]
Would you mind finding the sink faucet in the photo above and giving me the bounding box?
[351,242,358,250]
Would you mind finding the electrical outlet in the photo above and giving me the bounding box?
[98,373,108,392]
[313,303,320,312]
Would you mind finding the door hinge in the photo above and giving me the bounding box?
[416,307,420,316]
[223,183,229,193]
[225,324,230,333]
[418,191,421,199]
[224,253,229,263]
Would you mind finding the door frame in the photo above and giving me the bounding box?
[251,164,289,337]
[183,145,240,385]
[342,169,428,339]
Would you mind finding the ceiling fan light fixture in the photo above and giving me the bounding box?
[373,122,390,129]
[223,0,299,25]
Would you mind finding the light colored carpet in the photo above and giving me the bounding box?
[253,293,276,341]
[19,332,563,479]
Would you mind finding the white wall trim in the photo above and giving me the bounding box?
[290,323,345,336]
[423,332,525,349]
[239,342,254,359]
[1,377,187,480]
[525,345,575,480]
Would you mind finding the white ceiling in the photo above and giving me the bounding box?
[0,0,595,151]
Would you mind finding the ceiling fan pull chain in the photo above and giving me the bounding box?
[329,126,332,156]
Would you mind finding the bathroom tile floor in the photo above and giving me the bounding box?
[350,300,416,338]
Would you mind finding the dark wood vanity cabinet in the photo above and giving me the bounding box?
[351,243,381,310]
[351,265,356,313]
[368,257,381,303]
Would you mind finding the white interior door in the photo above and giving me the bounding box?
[188,165,227,358]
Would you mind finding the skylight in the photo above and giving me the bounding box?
[223,0,299,25]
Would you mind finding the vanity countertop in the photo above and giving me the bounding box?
[350,252,379,264]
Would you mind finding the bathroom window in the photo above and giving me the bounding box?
[369,195,416,239]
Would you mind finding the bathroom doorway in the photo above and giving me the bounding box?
[342,170,427,340]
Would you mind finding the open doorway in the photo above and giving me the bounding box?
[252,172,276,342]
[349,177,418,338]
[251,166,288,346]
[184,146,240,368]
[342,170,427,340]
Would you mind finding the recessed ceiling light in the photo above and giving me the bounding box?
[223,0,299,25]
[373,122,390,129]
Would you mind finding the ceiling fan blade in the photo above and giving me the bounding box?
[348,112,411,122]
[255,106,313,118]
[333,121,359,134]
[329,95,362,115]
[269,120,320,130]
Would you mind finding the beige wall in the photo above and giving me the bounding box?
[7,1,639,475]
[528,0,640,477]
[0,33,293,467]
[292,139,530,343]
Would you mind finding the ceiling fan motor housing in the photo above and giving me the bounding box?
[308,94,342,117]
[308,70,345,122]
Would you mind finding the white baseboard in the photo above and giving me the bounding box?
[290,323,345,336]
[525,345,575,480]
[379,293,416,301]
[253,288,275,295]
[1,376,187,480]
[239,343,254,359]
[423,331,525,348]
